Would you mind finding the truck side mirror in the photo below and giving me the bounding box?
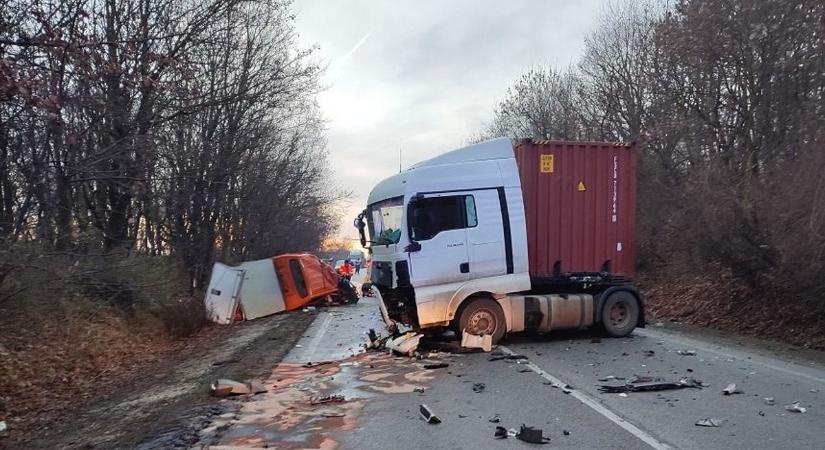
[404,241,421,253]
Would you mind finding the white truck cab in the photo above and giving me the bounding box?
[356,138,643,343]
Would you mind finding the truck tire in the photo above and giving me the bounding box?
[457,297,506,344]
[601,291,639,337]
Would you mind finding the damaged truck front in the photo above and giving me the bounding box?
[355,138,645,344]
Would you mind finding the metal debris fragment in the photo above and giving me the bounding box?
[722,383,742,395]
[695,418,724,427]
[599,377,703,393]
[473,382,486,393]
[784,402,807,413]
[489,353,528,362]
[488,414,501,423]
[763,397,775,405]
[423,362,449,370]
[677,350,697,356]
[420,404,441,424]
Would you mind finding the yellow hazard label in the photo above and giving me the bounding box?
[540,154,554,173]
[577,181,586,191]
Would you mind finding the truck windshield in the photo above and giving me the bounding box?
[367,197,404,245]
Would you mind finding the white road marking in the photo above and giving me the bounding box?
[636,328,825,385]
[499,345,673,450]
[304,312,334,361]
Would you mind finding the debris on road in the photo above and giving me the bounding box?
[302,361,333,368]
[387,333,422,356]
[784,402,807,413]
[643,350,656,357]
[472,382,486,393]
[516,424,551,444]
[618,393,628,397]
[210,379,252,397]
[518,367,532,373]
[419,404,441,424]
[414,387,425,393]
[722,383,742,395]
[461,330,493,352]
[598,375,626,382]
[489,352,527,361]
[310,394,346,405]
[763,397,775,405]
[563,429,570,436]
[423,362,449,370]
[695,418,724,427]
[488,414,501,423]
[0,421,6,433]
[677,350,697,356]
[494,426,508,439]
[322,412,345,418]
[599,377,703,393]
[248,380,268,394]
[590,338,602,343]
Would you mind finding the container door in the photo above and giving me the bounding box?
[465,189,507,279]
[204,263,245,324]
[407,193,471,287]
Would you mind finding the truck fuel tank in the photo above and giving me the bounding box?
[508,294,594,333]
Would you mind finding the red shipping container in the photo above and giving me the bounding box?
[513,140,638,279]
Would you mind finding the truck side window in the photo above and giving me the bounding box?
[411,195,476,240]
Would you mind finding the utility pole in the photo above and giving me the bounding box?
[399,147,402,173]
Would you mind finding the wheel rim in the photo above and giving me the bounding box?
[467,308,496,335]
[609,301,631,328]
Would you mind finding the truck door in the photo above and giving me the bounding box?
[465,189,507,279]
[407,193,472,287]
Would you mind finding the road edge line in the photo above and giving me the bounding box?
[499,345,673,450]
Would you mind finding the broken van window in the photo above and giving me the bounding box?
[367,196,404,245]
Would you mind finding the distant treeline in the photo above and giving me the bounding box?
[0,0,338,285]
[479,0,825,302]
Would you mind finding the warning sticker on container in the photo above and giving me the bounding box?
[577,181,586,192]
[540,154,554,173]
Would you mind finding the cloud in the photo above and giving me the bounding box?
[293,0,602,239]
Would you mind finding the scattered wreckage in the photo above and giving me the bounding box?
[204,253,359,324]
[598,376,705,394]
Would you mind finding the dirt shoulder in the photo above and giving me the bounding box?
[3,311,316,450]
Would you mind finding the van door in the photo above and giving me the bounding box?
[407,193,472,287]
[465,189,507,279]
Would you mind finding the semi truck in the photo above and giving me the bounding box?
[354,138,644,343]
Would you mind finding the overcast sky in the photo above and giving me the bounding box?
[292,0,603,242]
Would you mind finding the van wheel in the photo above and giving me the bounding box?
[457,297,506,344]
[601,291,639,337]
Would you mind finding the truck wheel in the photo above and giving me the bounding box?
[457,297,506,344]
[601,291,639,337]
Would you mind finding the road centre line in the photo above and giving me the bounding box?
[499,345,673,450]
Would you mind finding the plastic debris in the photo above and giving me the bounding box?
[461,330,493,352]
[722,383,742,395]
[518,367,532,373]
[695,418,724,427]
[763,397,775,405]
[310,394,345,405]
[414,386,425,393]
[488,414,501,423]
[563,430,570,436]
[210,379,252,397]
[618,393,629,397]
[420,404,441,424]
[387,333,422,356]
[784,402,807,413]
[423,362,449,370]
[598,375,625,382]
[516,424,551,444]
[489,352,527,362]
[643,350,656,357]
[599,377,703,393]
[677,350,697,356]
[473,382,486,393]
[322,412,345,418]
[494,426,508,439]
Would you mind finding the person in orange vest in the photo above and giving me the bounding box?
[339,259,355,281]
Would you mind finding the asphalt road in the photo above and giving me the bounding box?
[205,278,825,450]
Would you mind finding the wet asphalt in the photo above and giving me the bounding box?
[220,274,825,450]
